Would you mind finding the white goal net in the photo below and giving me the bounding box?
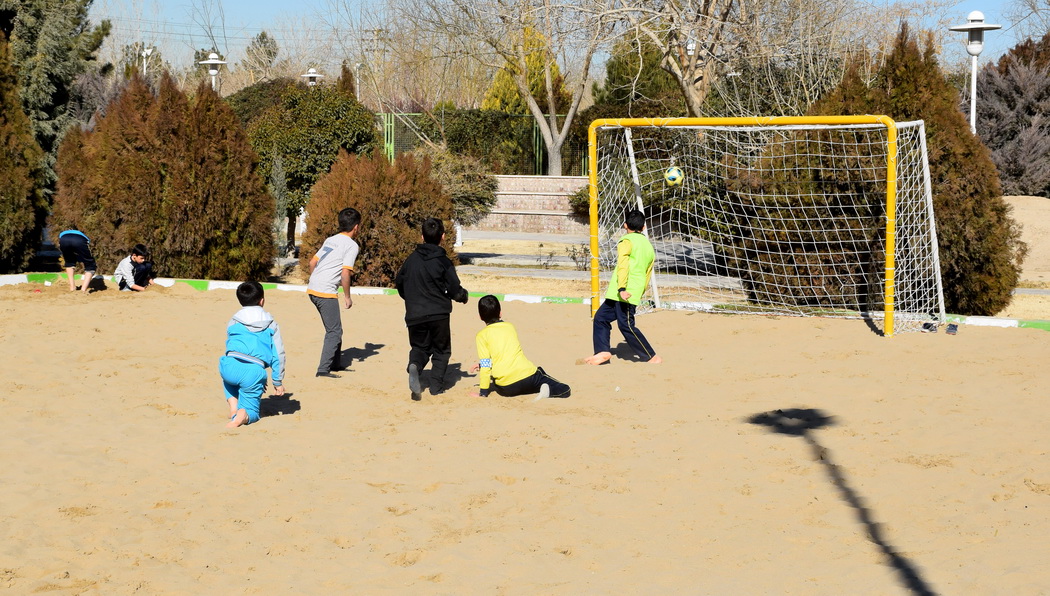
[588,116,946,336]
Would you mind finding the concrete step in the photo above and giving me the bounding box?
[496,175,587,194]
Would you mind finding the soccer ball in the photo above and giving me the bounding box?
[664,166,684,186]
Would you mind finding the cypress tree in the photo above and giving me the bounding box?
[0,32,45,272]
[52,75,164,269]
[811,24,1026,316]
[53,74,275,280]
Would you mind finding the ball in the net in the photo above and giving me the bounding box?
[664,166,684,186]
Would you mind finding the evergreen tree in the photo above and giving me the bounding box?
[0,32,45,272]
[52,75,165,267]
[811,25,1026,316]
[1,0,110,193]
[481,27,571,115]
[593,36,682,112]
[977,32,1050,197]
[301,150,453,287]
[336,61,355,98]
[52,74,275,280]
[225,76,298,126]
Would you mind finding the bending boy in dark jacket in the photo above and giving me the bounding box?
[394,218,469,401]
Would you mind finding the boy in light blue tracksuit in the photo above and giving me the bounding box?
[219,281,287,428]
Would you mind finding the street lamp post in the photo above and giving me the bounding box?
[141,47,153,75]
[949,11,1001,134]
[354,62,363,101]
[197,52,227,92]
[300,67,324,87]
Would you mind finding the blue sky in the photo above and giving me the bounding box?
[90,0,1023,69]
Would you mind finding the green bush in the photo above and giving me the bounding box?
[300,150,455,287]
[52,75,276,280]
[248,83,377,218]
[407,145,497,226]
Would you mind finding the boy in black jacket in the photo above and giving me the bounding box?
[394,218,469,401]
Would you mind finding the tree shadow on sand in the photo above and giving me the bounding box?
[747,408,937,596]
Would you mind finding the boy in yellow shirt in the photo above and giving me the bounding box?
[469,295,570,399]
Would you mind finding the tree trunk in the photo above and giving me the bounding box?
[546,143,563,176]
[286,209,297,253]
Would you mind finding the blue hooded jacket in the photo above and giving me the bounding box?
[225,306,285,385]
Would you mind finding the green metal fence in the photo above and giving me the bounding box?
[376,112,588,176]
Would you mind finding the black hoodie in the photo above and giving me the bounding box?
[394,242,469,326]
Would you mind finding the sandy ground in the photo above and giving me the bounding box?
[2,197,1050,594]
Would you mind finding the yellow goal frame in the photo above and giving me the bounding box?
[587,116,900,336]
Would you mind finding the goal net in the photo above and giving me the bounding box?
[587,116,945,336]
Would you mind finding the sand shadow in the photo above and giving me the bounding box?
[260,392,301,418]
[338,343,384,369]
[421,362,471,394]
[748,408,937,596]
[611,342,646,362]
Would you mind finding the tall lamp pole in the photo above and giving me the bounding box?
[949,11,1001,134]
[198,52,227,92]
[354,62,363,100]
[141,47,153,75]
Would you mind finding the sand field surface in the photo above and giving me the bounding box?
[2,273,1049,594]
[2,195,1050,593]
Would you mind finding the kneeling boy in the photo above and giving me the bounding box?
[219,281,287,428]
[470,295,570,399]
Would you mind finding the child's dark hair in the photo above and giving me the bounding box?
[478,294,501,324]
[625,209,646,232]
[236,280,265,306]
[130,243,150,258]
[422,217,444,245]
[338,207,361,233]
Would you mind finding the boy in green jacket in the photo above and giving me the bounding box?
[585,209,662,365]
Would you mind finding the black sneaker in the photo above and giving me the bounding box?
[315,371,341,378]
[408,364,422,401]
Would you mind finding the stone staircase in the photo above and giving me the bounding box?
[466,175,589,235]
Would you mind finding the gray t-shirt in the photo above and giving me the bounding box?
[307,233,359,297]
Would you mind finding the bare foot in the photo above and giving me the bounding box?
[648,355,663,364]
[226,410,248,428]
[583,352,612,365]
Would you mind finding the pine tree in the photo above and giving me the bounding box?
[978,32,1050,197]
[2,0,110,193]
[811,25,1026,316]
[593,36,682,112]
[0,32,45,272]
[336,61,355,98]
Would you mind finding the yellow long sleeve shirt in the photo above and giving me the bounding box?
[476,321,537,396]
